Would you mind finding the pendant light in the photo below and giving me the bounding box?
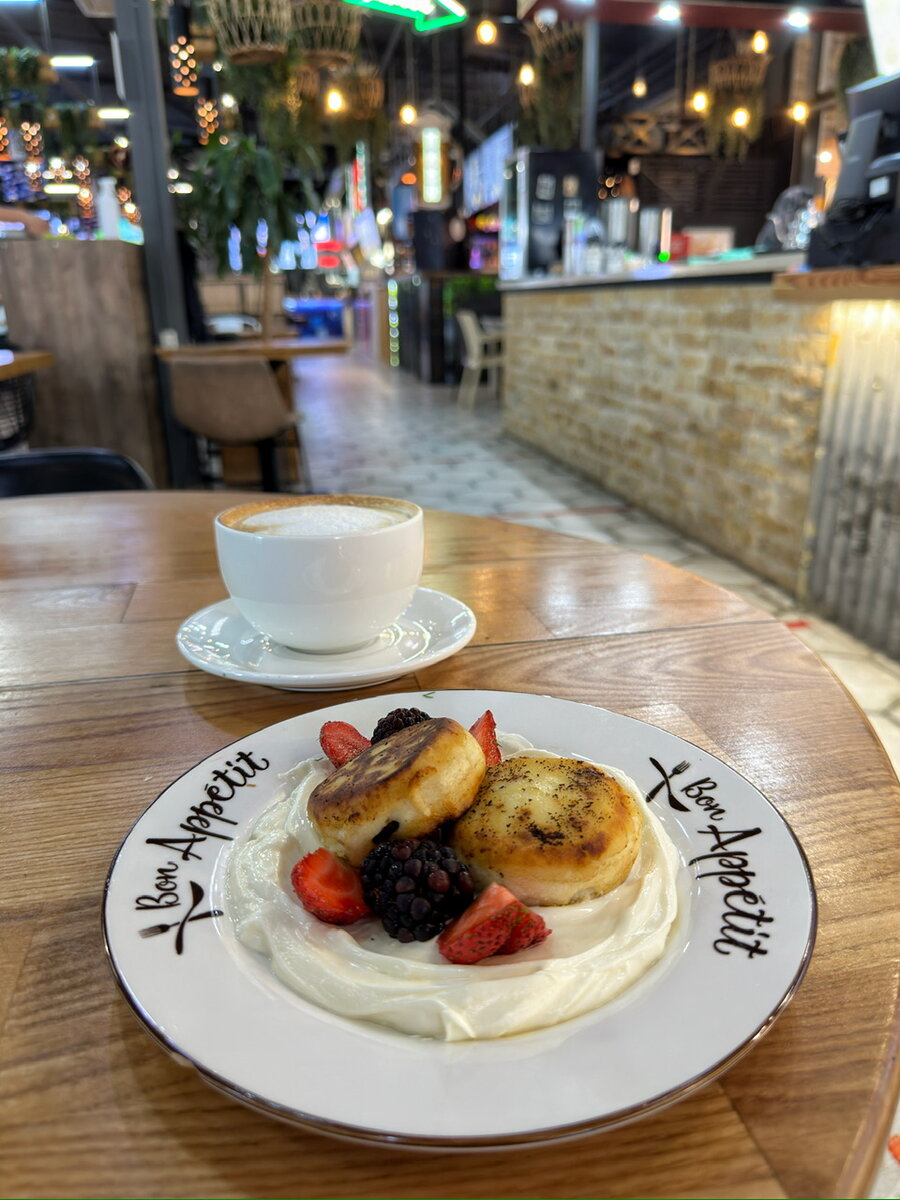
[168,3,199,97]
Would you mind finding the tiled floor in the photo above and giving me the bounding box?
[292,350,900,780]
[289,348,900,1197]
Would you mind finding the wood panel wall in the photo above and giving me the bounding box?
[0,239,168,484]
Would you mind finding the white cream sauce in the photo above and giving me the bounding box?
[226,733,681,1041]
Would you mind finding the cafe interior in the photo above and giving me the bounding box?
[1,0,899,1197]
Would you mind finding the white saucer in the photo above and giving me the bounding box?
[175,587,477,691]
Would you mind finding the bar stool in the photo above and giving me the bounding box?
[166,356,301,492]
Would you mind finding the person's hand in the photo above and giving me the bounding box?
[20,212,51,237]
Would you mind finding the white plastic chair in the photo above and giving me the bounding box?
[456,309,504,409]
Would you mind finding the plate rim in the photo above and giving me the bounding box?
[102,688,818,1149]
[174,587,477,689]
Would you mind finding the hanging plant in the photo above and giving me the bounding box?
[292,0,361,70]
[0,47,54,123]
[516,21,582,151]
[205,0,292,65]
[43,103,101,159]
[702,51,769,159]
[836,36,877,118]
[179,132,317,275]
[258,73,322,173]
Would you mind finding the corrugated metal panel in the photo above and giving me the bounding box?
[804,300,900,659]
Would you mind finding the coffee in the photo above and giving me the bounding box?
[222,498,409,538]
[214,494,424,654]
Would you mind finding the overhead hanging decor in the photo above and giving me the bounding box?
[205,0,292,65]
[703,46,771,158]
[517,20,582,151]
[292,0,361,69]
[340,0,466,34]
[168,5,200,96]
[335,61,384,120]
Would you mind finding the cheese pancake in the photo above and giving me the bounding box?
[450,756,643,905]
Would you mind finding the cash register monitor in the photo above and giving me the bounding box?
[831,72,900,210]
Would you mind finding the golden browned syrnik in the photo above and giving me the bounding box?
[451,756,643,906]
[308,718,486,865]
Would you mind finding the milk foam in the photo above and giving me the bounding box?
[237,503,403,537]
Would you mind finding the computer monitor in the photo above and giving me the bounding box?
[831,72,900,211]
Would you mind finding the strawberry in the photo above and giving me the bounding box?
[469,709,502,766]
[290,848,370,925]
[498,903,551,954]
[437,882,520,964]
[319,720,371,768]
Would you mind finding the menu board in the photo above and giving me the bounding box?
[462,124,514,217]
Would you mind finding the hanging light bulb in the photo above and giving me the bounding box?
[518,63,535,86]
[655,2,681,22]
[731,106,750,128]
[325,87,346,113]
[785,7,811,28]
[476,18,498,45]
[167,5,198,97]
[399,103,417,125]
[632,74,647,98]
[790,100,809,122]
[751,30,768,54]
[691,90,709,113]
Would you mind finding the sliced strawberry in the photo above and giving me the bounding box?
[468,709,502,766]
[497,902,551,954]
[319,720,371,768]
[437,882,520,964]
[290,848,370,925]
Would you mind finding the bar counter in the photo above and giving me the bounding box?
[500,255,900,657]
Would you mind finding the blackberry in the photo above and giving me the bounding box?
[360,838,476,943]
[371,707,431,744]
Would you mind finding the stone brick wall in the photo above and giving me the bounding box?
[502,281,833,593]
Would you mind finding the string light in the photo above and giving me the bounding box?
[399,103,417,124]
[632,74,647,98]
[518,63,535,86]
[475,18,497,44]
[0,117,9,161]
[325,88,346,113]
[790,101,809,122]
[751,30,768,53]
[655,2,681,21]
[691,90,709,112]
[169,35,198,96]
[196,97,219,144]
[731,106,750,128]
[20,121,43,159]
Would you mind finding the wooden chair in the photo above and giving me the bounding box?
[455,309,504,409]
[166,356,301,492]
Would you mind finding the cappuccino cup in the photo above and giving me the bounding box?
[214,495,424,653]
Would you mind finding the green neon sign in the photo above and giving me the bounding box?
[341,0,467,32]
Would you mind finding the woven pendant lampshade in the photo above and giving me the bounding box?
[205,0,292,65]
[334,61,383,119]
[292,0,361,70]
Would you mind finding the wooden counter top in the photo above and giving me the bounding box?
[773,264,900,301]
[0,348,53,382]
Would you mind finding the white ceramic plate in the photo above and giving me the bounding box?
[103,690,816,1148]
[175,588,476,691]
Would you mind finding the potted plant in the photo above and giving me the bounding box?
[179,132,318,340]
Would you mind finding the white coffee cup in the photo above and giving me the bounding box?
[214,495,424,653]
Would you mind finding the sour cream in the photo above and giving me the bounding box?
[226,734,682,1042]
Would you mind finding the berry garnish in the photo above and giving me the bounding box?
[370,707,432,744]
[360,838,475,943]
[468,709,502,766]
[498,903,551,954]
[290,848,370,925]
[319,720,371,767]
[437,883,523,964]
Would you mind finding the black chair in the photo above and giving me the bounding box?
[0,448,154,497]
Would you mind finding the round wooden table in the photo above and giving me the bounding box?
[1,491,898,1199]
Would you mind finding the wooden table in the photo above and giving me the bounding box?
[0,347,53,382]
[1,491,898,1200]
